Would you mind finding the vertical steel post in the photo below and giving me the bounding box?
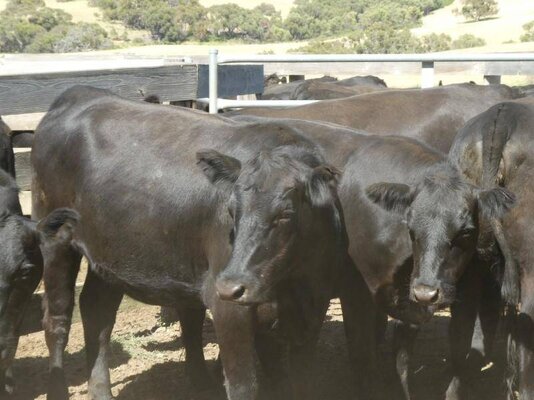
[209,49,218,114]
[421,61,435,88]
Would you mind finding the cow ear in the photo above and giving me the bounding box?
[366,182,415,214]
[477,187,516,219]
[36,208,79,242]
[306,165,340,207]
[197,150,241,191]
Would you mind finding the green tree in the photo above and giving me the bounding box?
[460,0,498,21]
[359,2,423,31]
[520,21,534,42]
[0,18,45,52]
[25,24,70,52]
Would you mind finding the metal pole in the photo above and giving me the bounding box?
[209,49,218,114]
[421,61,434,88]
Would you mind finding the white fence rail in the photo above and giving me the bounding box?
[205,49,534,114]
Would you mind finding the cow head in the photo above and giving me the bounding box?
[0,208,78,393]
[198,147,341,304]
[366,162,515,309]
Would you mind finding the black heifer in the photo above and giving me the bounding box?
[0,169,77,395]
[231,116,514,399]
[32,86,377,400]
[450,99,534,400]
[233,83,521,153]
[350,137,514,399]
[0,118,15,178]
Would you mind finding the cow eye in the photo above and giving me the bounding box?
[229,228,235,245]
[451,227,475,247]
[14,264,35,283]
[272,210,294,226]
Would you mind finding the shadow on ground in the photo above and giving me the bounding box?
[11,304,508,400]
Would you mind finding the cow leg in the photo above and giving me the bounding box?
[287,337,321,400]
[211,299,259,400]
[476,265,501,366]
[446,288,478,400]
[79,268,123,400]
[339,264,382,399]
[42,245,81,400]
[0,363,14,395]
[256,333,291,399]
[392,320,419,400]
[176,305,216,392]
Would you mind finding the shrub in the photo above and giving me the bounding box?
[26,22,112,53]
[419,32,451,52]
[452,33,486,48]
[28,7,72,31]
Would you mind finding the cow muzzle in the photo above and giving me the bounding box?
[412,284,440,305]
[216,279,247,302]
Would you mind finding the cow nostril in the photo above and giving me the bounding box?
[217,282,246,301]
[413,285,439,304]
[231,285,245,300]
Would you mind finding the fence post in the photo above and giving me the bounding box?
[484,75,502,85]
[421,61,435,88]
[209,49,218,114]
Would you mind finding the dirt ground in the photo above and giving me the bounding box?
[11,298,510,400]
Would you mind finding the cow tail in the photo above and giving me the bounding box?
[481,104,520,307]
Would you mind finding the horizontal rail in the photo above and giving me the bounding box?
[218,52,534,64]
[198,98,318,108]
[218,53,534,64]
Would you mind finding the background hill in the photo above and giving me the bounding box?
[413,0,534,49]
[0,0,533,55]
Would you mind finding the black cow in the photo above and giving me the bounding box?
[334,75,387,88]
[32,86,377,400]
[231,115,514,399]
[0,118,15,178]
[233,83,521,153]
[260,75,387,101]
[260,76,337,100]
[0,168,77,395]
[450,98,534,399]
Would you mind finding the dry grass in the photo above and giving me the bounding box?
[413,0,534,46]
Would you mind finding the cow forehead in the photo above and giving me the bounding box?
[238,162,301,193]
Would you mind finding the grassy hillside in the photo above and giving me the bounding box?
[413,0,534,46]
[2,0,533,55]
[0,0,148,40]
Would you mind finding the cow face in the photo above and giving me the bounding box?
[0,209,77,393]
[198,148,340,304]
[366,163,515,309]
